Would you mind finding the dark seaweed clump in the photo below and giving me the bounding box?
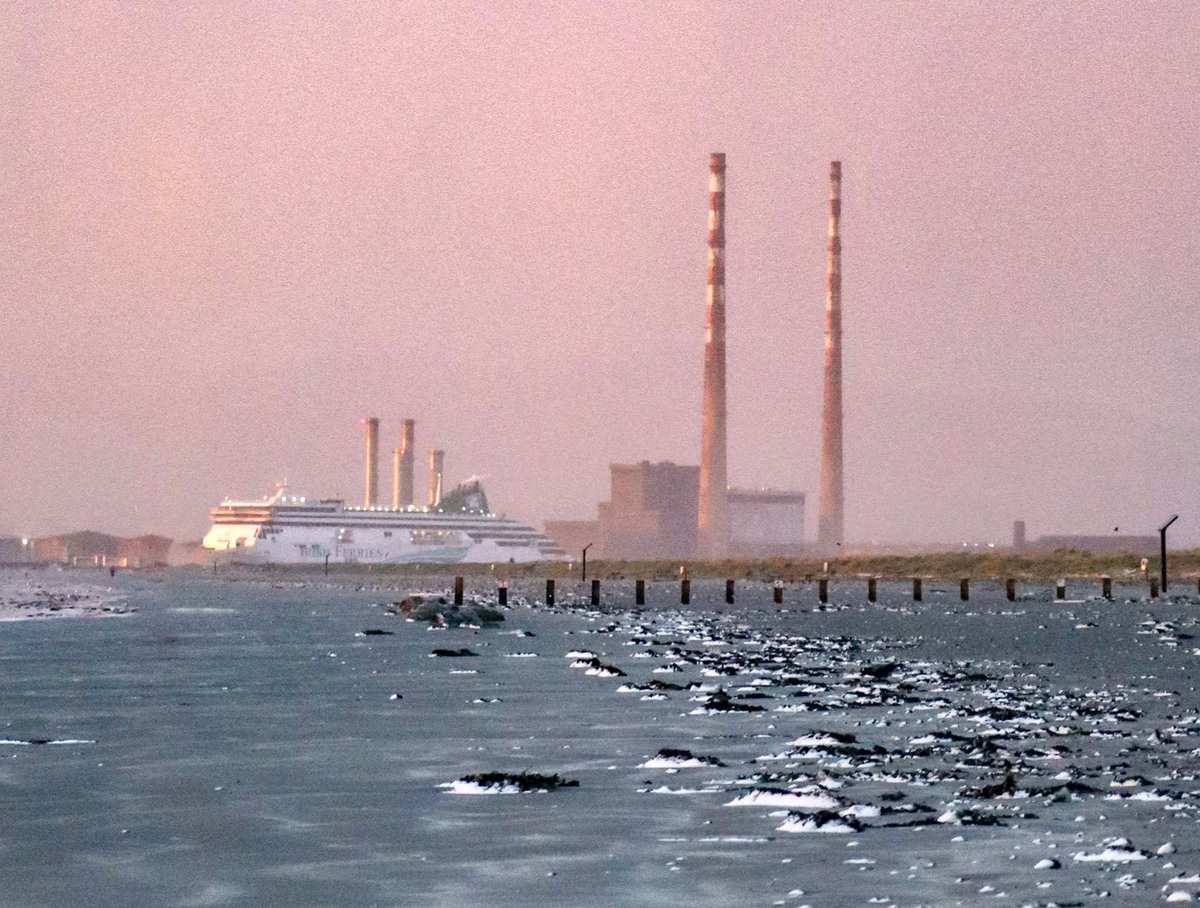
[463,771,580,792]
[654,747,726,767]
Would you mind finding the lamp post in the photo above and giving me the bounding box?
[581,543,593,582]
[1160,515,1179,592]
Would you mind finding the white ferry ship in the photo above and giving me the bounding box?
[202,482,567,564]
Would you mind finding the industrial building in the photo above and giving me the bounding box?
[728,489,806,558]
[546,461,698,561]
[599,462,699,560]
[545,466,807,562]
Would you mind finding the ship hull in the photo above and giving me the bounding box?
[202,494,567,565]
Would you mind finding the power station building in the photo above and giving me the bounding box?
[729,489,806,558]
[546,461,697,561]
[545,153,821,563]
[599,462,699,560]
[545,462,806,561]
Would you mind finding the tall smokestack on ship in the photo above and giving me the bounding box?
[363,416,380,508]
[392,418,415,508]
[428,449,444,508]
[698,152,730,559]
[817,161,845,549]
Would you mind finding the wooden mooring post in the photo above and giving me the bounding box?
[590,578,601,606]
[545,578,555,606]
[497,582,508,606]
[635,579,645,606]
[1005,578,1016,602]
[912,578,923,602]
[960,578,970,601]
[681,578,691,605]
[454,576,464,606]
[725,579,735,604]
[818,577,829,604]
[773,581,783,604]
[1102,576,1112,601]
[1055,580,1066,600]
[867,577,877,603]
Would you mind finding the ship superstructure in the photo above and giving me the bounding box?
[203,483,566,564]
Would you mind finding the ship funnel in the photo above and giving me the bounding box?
[362,416,380,508]
[428,449,444,508]
[393,418,415,508]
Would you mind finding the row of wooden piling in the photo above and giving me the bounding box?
[449,575,1195,607]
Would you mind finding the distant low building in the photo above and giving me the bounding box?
[0,536,32,564]
[32,531,119,565]
[1013,521,1155,553]
[30,531,173,567]
[117,535,173,567]
[1029,534,1157,553]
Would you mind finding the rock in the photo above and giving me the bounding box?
[443,771,580,793]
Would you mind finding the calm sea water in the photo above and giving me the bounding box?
[2,569,1199,907]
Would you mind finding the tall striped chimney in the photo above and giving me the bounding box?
[698,152,730,558]
[428,449,444,508]
[392,418,415,508]
[363,416,380,508]
[817,161,845,549]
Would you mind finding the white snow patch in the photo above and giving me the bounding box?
[724,790,841,810]
[439,780,526,795]
[1072,838,1149,863]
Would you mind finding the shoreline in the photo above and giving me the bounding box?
[11,546,1191,589]
[170,548,1200,585]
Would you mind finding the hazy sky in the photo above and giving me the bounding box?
[3,1,1199,546]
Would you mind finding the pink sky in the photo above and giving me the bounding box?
[2,2,1198,546]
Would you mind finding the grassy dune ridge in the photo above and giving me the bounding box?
[223,548,1200,584]
[515,549,1200,582]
